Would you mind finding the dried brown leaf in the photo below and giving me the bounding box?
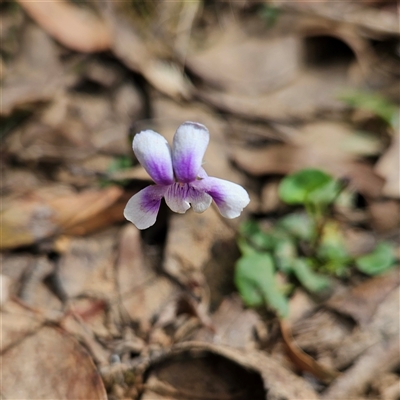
[187,19,301,95]
[326,269,400,325]
[197,66,351,121]
[17,256,62,311]
[0,275,12,306]
[106,12,190,100]
[116,224,175,333]
[1,326,107,399]
[287,289,317,325]
[322,287,400,398]
[61,309,111,366]
[291,309,354,371]
[52,186,123,230]
[1,24,65,116]
[1,185,123,249]
[0,300,44,352]
[140,342,319,400]
[280,319,340,383]
[163,206,235,295]
[278,2,399,36]
[368,199,400,232]
[375,131,400,198]
[232,121,385,197]
[55,229,118,298]
[1,168,42,196]
[16,0,111,53]
[193,295,261,349]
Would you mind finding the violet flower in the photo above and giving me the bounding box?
[124,121,250,229]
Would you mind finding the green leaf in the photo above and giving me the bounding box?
[355,242,396,275]
[278,213,314,241]
[278,169,339,206]
[108,155,132,173]
[237,237,257,256]
[274,237,297,274]
[235,253,289,318]
[308,178,341,206]
[251,231,276,251]
[260,5,281,28]
[239,220,260,237]
[320,260,349,278]
[318,222,350,264]
[239,220,276,252]
[292,258,330,293]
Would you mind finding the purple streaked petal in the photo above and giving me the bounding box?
[133,130,174,185]
[165,183,191,214]
[124,185,168,229]
[172,122,209,183]
[187,185,212,213]
[193,177,250,218]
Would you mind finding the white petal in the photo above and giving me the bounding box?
[193,177,250,218]
[197,167,208,179]
[172,122,209,183]
[188,186,212,213]
[133,130,174,185]
[124,185,168,229]
[165,183,191,214]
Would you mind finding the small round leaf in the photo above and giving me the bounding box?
[278,169,338,206]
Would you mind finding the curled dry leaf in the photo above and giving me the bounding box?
[63,191,132,237]
[16,0,112,53]
[1,326,107,399]
[291,309,354,372]
[280,319,340,383]
[140,341,319,400]
[1,185,123,249]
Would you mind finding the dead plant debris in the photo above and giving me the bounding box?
[1,1,399,399]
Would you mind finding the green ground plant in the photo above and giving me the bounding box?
[235,168,396,318]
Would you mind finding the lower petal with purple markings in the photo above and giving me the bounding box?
[165,183,191,214]
[124,185,168,230]
[193,177,250,218]
[187,185,212,213]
